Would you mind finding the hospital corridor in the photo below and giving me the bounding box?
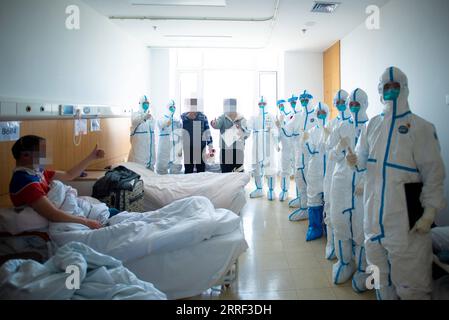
[1,0,449,308]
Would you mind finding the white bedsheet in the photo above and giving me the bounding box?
[117,162,250,213]
[0,242,166,300]
[125,223,248,299]
[48,181,242,263]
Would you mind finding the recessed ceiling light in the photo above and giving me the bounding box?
[311,2,340,13]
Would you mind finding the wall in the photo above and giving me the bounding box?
[149,48,171,121]
[282,51,324,105]
[323,41,341,119]
[341,0,449,225]
[0,0,150,106]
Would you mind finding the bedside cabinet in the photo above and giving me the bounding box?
[66,171,106,197]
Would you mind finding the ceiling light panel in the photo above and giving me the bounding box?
[130,0,226,6]
[311,2,340,13]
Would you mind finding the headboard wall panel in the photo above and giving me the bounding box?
[0,118,131,196]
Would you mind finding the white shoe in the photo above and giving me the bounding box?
[250,188,264,198]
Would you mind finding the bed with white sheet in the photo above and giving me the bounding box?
[116,162,250,214]
[0,181,248,299]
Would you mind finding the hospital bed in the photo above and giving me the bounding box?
[114,161,250,214]
[125,223,247,299]
[0,195,248,300]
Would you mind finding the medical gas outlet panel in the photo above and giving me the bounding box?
[0,99,133,120]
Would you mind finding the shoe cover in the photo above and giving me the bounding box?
[288,208,308,221]
[250,188,264,198]
[279,191,288,202]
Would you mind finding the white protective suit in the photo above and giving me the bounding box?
[156,101,183,174]
[324,90,351,260]
[287,90,317,221]
[128,96,156,170]
[329,88,370,290]
[355,67,446,300]
[276,99,294,202]
[304,103,329,241]
[248,98,279,200]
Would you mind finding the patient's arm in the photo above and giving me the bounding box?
[53,145,105,181]
[30,196,102,229]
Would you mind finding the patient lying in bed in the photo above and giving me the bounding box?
[7,136,243,264]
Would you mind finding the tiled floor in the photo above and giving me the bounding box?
[188,182,376,300]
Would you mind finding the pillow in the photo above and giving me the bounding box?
[0,207,49,235]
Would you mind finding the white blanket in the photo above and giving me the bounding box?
[118,162,250,212]
[47,182,241,262]
[0,242,166,300]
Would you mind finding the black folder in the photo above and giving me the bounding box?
[404,182,424,230]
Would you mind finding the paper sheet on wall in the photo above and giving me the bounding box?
[90,118,101,132]
[75,119,88,136]
[0,121,20,142]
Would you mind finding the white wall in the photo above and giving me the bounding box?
[341,0,449,225]
[0,0,150,107]
[282,52,324,105]
[149,48,171,121]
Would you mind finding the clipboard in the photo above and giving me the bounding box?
[404,182,424,230]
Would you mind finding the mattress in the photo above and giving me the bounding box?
[117,162,250,214]
[124,223,248,299]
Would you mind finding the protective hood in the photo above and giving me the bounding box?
[333,89,351,120]
[348,88,369,125]
[139,95,150,112]
[378,66,410,115]
[165,100,176,117]
[315,102,329,127]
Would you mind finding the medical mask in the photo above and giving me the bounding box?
[301,100,308,107]
[279,106,285,112]
[317,113,327,120]
[142,102,150,112]
[350,106,361,113]
[383,88,401,101]
[169,106,175,114]
[336,104,346,112]
[290,102,297,109]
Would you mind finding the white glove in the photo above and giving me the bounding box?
[302,131,310,143]
[346,146,358,167]
[275,118,281,129]
[144,113,153,121]
[411,207,437,234]
[337,137,349,151]
[166,119,172,127]
[355,183,364,196]
[323,126,331,140]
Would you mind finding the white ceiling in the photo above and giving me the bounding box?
[82,0,390,52]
